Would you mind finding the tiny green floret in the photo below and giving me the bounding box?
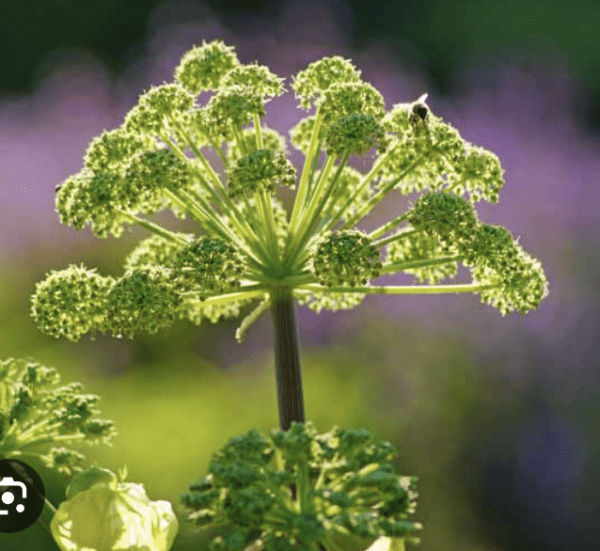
[406,191,479,253]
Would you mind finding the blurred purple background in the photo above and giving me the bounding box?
[1,0,598,549]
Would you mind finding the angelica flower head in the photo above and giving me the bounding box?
[0,357,116,478]
[180,422,422,551]
[33,38,548,344]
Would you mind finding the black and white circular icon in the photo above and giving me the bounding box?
[0,459,45,533]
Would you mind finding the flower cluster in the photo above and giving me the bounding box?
[310,230,382,287]
[33,37,548,345]
[0,357,116,478]
[180,422,422,551]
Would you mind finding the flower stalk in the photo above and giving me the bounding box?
[270,287,305,431]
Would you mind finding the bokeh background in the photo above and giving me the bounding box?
[1,0,599,549]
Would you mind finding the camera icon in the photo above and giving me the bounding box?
[0,477,27,515]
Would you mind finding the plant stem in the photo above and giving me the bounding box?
[270,287,305,431]
[270,287,305,504]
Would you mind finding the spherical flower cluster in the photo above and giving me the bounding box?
[406,191,479,254]
[204,84,266,141]
[0,357,116,476]
[379,102,468,195]
[170,236,246,299]
[104,265,182,339]
[83,127,152,174]
[221,62,286,98]
[292,56,362,110]
[123,233,195,272]
[324,113,389,158]
[124,83,195,136]
[309,230,382,287]
[180,422,421,551]
[55,169,131,238]
[318,82,386,126]
[462,224,549,315]
[226,148,297,198]
[174,39,240,95]
[30,264,115,342]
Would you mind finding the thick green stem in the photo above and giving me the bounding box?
[269,288,305,431]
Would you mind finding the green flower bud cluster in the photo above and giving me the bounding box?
[124,83,195,136]
[292,56,362,111]
[55,169,131,238]
[104,265,183,339]
[309,230,382,287]
[319,82,386,127]
[465,225,548,315]
[123,233,195,272]
[221,62,286,98]
[170,236,246,299]
[205,85,266,141]
[125,146,194,197]
[83,127,153,174]
[324,113,388,158]
[226,149,297,198]
[379,97,504,203]
[406,191,479,254]
[174,39,240,94]
[404,193,548,313]
[30,264,115,342]
[0,357,116,477]
[180,422,421,551]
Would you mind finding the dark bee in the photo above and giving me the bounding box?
[55,184,62,193]
[409,93,429,124]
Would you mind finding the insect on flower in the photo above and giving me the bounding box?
[409,93,429,125]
